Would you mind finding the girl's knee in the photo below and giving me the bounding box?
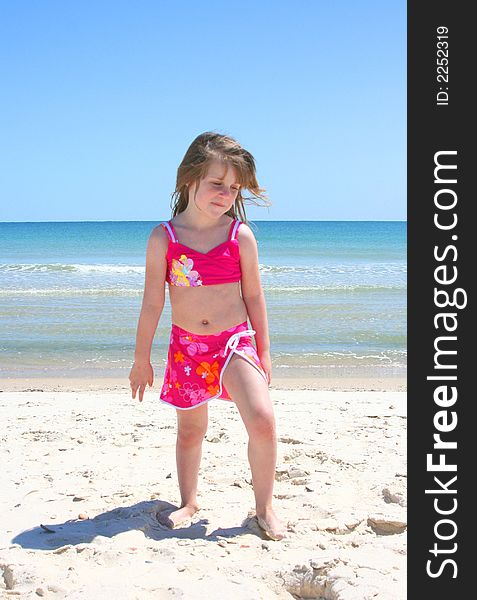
[177,423,207,445]
[177,432,206,447]
[176,405,208,445]
[248,409,276,438]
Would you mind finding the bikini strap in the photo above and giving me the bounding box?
[229,219,241,241]
[160,221,178,243]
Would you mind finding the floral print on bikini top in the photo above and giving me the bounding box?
[160,219,242,287]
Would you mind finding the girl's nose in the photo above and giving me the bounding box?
[219,186,233,198]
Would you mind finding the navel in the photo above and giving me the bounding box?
[201,319,209,325]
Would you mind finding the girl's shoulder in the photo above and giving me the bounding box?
[236,221,256,242]
[148,223,170,255]
[236,222,259,258]
[152,222,170,239]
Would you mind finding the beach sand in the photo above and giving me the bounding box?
[0,379,406,599]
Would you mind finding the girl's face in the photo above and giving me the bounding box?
[189,159,241,217]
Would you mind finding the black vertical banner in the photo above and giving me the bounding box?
[408,1,471,596]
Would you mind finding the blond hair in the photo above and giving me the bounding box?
[170,131,271,225]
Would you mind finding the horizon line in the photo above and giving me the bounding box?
[1,219,408,224]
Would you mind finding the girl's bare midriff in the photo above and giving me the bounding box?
[169,281,248,335]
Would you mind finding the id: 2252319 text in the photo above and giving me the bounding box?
[436,26,449,106]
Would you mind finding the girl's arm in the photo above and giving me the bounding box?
[238,225,272,381]
[130,225,168,401]
[133,226,168,362]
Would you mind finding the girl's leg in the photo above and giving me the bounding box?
[158,402,208,528]
[222,354,287,540]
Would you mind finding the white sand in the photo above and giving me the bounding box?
[0,386,406,599]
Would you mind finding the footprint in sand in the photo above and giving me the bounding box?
[278,436,302,445]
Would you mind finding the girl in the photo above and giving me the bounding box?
[129,132,286,541]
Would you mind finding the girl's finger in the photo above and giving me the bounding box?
[138,384,146,402]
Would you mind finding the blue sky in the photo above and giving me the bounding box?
[0,1,406,222]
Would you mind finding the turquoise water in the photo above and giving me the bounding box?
[0,221,406,378]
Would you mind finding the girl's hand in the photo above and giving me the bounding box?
[129,360,154,402]
[259,349,272,385]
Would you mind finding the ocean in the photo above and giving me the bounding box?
[0,221,406,379]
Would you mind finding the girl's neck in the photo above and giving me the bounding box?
[175,207,231,232]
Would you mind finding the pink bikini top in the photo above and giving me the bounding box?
[160,219,242,287]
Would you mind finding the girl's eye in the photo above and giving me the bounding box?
[212,182,240,191]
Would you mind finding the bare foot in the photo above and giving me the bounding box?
[157,503,199,529]
[256,508,287,541]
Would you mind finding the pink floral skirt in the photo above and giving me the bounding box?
[159,321,268,410]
